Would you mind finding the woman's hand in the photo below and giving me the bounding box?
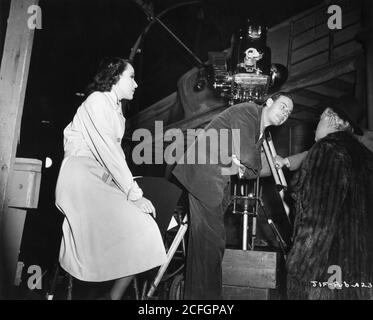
[274,155,290,169]
[132,197,156,218]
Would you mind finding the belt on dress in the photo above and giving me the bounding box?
[101,171,114,185]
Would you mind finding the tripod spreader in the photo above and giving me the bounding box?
[230,194,288,258]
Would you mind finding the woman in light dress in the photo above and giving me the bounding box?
[55,57,166,299]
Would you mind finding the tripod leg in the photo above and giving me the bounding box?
[266,132,288,188]
[258,200,288,258]
[67,274,73,300]
[251,178,260,250]
[146,215,188,299]
[262,138,291,224]
[242,212,249,250]
[133,277,140,300]
[46,263,60,300]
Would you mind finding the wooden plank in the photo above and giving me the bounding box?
[270,1,329,34]
[283,55,359,92]
[306,83,349,97]
[292,6,328,37]
[222,285,279,300]
[325,78,354,91]
[333,41,362,60]
[292,37,329,65]
[340,7,361,28]
[0,1,10,58]
[290,51,329,76]
[296,88,332,101]
[0,0,38,298]
[291,2,361,51]
[2,207,27,292]
[334,23,361,46]
[292,23,329,51]
[292,0,359,37]
[338,0,360,12]
[338,72,356,83]
[362,0,373,129]
[222,249,279,289]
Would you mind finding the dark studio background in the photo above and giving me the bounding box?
[0,0,323,297]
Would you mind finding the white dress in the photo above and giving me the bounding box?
[55,91,167,281]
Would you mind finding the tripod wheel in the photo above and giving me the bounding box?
[168,274,184,300]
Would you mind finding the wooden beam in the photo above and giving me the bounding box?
[281,54,361,93]
[295,88,332,102]
[362,0,373,129]
[304,83,345,98]
[0,0,38,298]
[322,78,353,92]
[0,1,10,58]
[338,72,356,84]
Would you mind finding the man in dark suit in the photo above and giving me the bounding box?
[172,92,294,299]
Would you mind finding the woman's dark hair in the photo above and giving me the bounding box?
[86,57,130,95]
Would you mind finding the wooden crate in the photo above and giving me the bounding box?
[222,249,279,288]
[8,158,42,209]
[222,285,279,300]
[222,249,280,300]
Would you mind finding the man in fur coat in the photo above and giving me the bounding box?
[286,95,373,300]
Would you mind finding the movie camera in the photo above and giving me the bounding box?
[205,21,288,104]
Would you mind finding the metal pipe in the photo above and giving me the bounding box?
[154,17,204,67]
[262,137,291,224]
[242,198,248,251]
[130,1,203,67]
[146,215,188,299]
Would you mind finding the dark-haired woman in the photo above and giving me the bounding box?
[55,58,166,299]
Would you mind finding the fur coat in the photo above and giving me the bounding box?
[286,131,373,300]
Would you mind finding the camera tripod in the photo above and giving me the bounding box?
[232,131,290,256]
[231,177,288,257]
[232,133,290,257]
